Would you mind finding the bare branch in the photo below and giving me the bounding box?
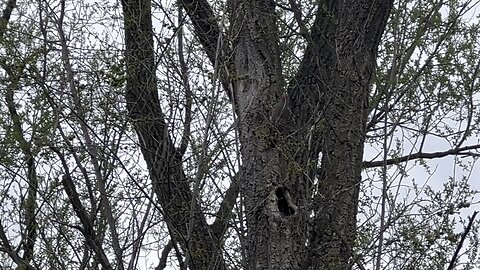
[367,1,473,131]
[177,5,192,156]
[178,0,220,70]
[51,147,113,270]
[363,144,480,168]
[210,178,240,238]
[56,1,124,268]
[121,0,226,268]
[454,58,480,150]
[2,50,38,267]
[155,240,173,270]
[0,220,35,270]
[0,0,16,38]
[128,190,154,270]
[179,0,235,102]
[288,0,309,38]
[447,211,478,270]
[0,2,40,267]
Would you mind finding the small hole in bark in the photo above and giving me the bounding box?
[276,187,295,216]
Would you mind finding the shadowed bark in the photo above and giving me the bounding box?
[121,0,394,269]
[121,0,229,269]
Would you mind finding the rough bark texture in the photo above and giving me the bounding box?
[230,1,297,269]
[121,1,228,269]
[300,2,394,269]
[121,0,393,269]
[228,1,393,269]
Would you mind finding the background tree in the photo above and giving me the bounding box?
[0,0,479,270]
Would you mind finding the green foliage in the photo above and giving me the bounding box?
[361,0,480,269]
[0,0,479,269]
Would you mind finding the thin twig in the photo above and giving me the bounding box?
[57,1,124,268]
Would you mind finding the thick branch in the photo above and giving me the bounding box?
[447,211,478,270]
[51,147,113,270]
[155,240,173,270]
[0,220,35,270]
[177,5,192,156]
[287,1,338,120]
[179,0,235,102]
[121,1,226,268]
[179,0,219,66]
[61,173,112,270]
[2,54,38,267]
[57,1,124,267]
[0,0,15,38]
[307,1,394,269]
[363,144,480,168]
[210,179,240,238]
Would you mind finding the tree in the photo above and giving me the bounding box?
[0,0,479,269]
[121,0,394,269]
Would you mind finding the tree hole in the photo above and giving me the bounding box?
[275,187,296,216]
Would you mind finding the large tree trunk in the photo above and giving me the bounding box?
[121,0,393,269]
[229,1,394,269]
[303,2,394,269]
[230,1,298,269]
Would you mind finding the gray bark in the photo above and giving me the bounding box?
[121,0,230,269]
[230,1,295,268]
[121,0,394,269]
